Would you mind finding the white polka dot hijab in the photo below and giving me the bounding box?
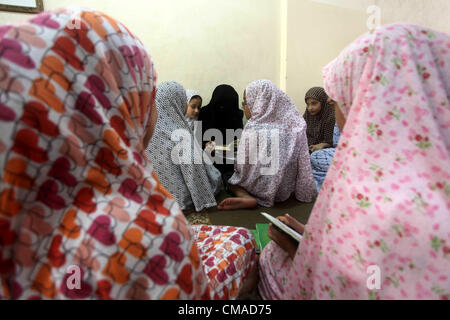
[146,82,222,211]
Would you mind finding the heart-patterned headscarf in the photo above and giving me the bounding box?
[0,7,209,300]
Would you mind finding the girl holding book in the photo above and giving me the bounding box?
[258,24,450,300]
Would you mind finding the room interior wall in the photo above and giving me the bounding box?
[311,0,449,33]
[377,0,450,34]
[286,0,448,114]
[0,0,281,107]
[0,0,447,116]
[286,0,369,113]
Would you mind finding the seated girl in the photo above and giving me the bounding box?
[199,85,243,189]
[218,80,317,210]
[0,7,256,300]
[185,90,202,133]
[258,24,449,300]
[146,82,222,213]
[303,87,336,153]
[310,116,341,192]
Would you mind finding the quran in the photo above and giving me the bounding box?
[214,139,239,151]
[260,212,303,243]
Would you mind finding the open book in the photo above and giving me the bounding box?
[260,212,303,243]
[214,139,239,151]
[214,145,231,151]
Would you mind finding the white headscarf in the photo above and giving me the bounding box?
[186,90,201,106]
[147,82,221,211]
[185,89,201,131]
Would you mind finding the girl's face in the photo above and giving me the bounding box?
[306,98,322,116]
[186,97,202,119]
[243,90,251,120]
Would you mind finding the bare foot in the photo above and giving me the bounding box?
[218,197,258,210]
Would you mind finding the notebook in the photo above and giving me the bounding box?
[250,224,271,253]
[250,213,303,253]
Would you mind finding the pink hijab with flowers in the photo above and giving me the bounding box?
[228,80,317,207]
[283,24,450,300]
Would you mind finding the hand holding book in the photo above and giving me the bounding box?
[262,213,305,260]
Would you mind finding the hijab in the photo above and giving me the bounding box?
[0,7,210,300]
[198,84,243,147]
[185,89,201,131]
[146,82,222,212]
[228,80,317,206]
[303,87,336,146]
[283,24,450,300]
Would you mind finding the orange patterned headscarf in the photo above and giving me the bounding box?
[0,7,209,300]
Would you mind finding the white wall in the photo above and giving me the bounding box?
[287,0,449,114]
[311,0,450,33]
[286,0,369,113]
[0,0,281,106]
[0,0,448,114]
[377,0,450,34]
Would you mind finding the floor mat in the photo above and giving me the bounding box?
[186,191,316,301]
[183,190,316,229]
[206,190,316,229]
[185,211,211,225]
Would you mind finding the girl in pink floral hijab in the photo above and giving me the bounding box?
[219,80,317,209]
[259,24,450,300]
